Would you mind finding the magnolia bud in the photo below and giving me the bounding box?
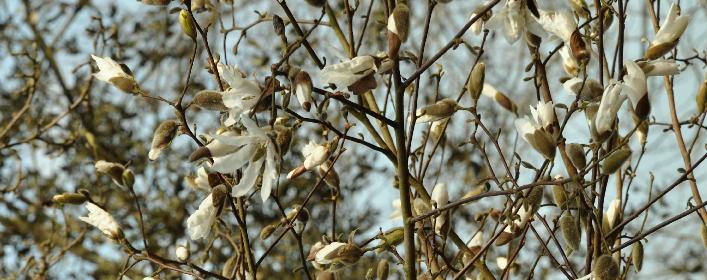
[467,63,485,101]
[495,230,515,246]
[560,213,580,251]
[601,148,631,174]
[95,160,125,185]
[294,70,314,111]
[566,143,587,170]
[211,185,228,209]
[52,193,87,205]
[222,255,237,278]
[176,245,189,262]
[377,259,389,280]
[272,15,285,36]
[179,10,197,40]
[593,255,619,280]
[122,168,135,189]
[387,3,410,59]
[552,184,568,209]
[631,241,643,272]
[697,78,707,113]
[149,120,179,161]
[260,224,277,240]
[382,227,404,247]
[192,90,227,111]
[415,99,460,123]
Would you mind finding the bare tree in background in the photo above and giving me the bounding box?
[1,0,706,279]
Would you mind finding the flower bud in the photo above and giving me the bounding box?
[52,193,87,205]
[593,254,619,280]
[524,186,543,212]
[467,63,485,101]
[377,259,389,280]
[631,241,643,272]
[430,118,449,141]
[560,213,580,251]
[552,184,568,209]
[381,227,404,247]
[260,224,277,240]
[566,143,586,170]
[294,70,314,111]
[149,119,179,161]
[192,90,227,111]
[272,14,285,36]
[601,148,631,174]
[179,10,197,40]
[222,255,237,278]
[176,245,190,262]
[697,77,707,113]
[416,99,460,123]
[211,184,228,209]
[387,3,410,59]
[122,168,135,189]
[95,160,125,185]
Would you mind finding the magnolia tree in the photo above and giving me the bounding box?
[1,0,707,279]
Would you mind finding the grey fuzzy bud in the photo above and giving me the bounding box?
[149,120,179,161]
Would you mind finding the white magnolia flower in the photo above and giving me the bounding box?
[622,61,649,119]
[186,193,217,240]
[319,56,377,87]
[481,83,517,113]
[537,10,577,43]
[415,99,460,123]
[594,81,626,136]
[486,0,545,44]
[469,232,484,248]
[515,101,556,159]
[314,242,348,265]
[176,245,189,262]
[210,118,279,201]
[646,3,690,59]
[469,2,493,35]
[302,141,329,170]
[604,198,621,230]
[562,78,603,101]
[294,70,314,111]
[192,166,213,192]
[91,55,139,93]
[431,183,449,233]
[559,46,580,77]
[637,59,680,76]
[79,203,123,240]
[214,63,262,126]
[496,257,509,269]
[390,199,403,219]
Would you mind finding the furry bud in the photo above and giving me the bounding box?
[179,10,197,40]
[560,213,580,251]
[467,63,485,101]
[260,224,277,240]
[566,143,587,170]
[387,4,410,59]
[149,120,179,161]
[52,193,87,205]
[631,241,643,272]
[601,149,631,174]
[192,91,227,111]
[593,255,619,280]
[377,259,389,280]
[122,168,135,189]
[697,78,707,113]
[552,183,568,209]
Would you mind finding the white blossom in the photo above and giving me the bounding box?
[559,46,580,77]
[515,101,556,159]
[562,78,603,101]
[604,199,621,230]
[79,203,123,240]
[486,0,545,44]
[594,81,626,136]
[319,56,377,87]
[646,3,689,59]
[431,183,449,233]
[302,141,329,170]
[622,61,649,118]
[469,232,484,247]
[496,257,509,269]
[215,63,262,126]
[537,10,577,43]
[210,117,279,202]
[192,166,213,192]
[186,193,217,240]
[176,245,189,262]
[314,242,347,265]
[638,59,680,76]
[91,55,139,93]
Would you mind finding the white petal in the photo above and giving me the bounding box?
[231,156,264,197]
[186,194,217,240]
[319,56,376,86]
[595,82,626,135]
[260,144,279,202]
[622,61,647,108]
[211,144,257,173]
[315,242,347,264]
